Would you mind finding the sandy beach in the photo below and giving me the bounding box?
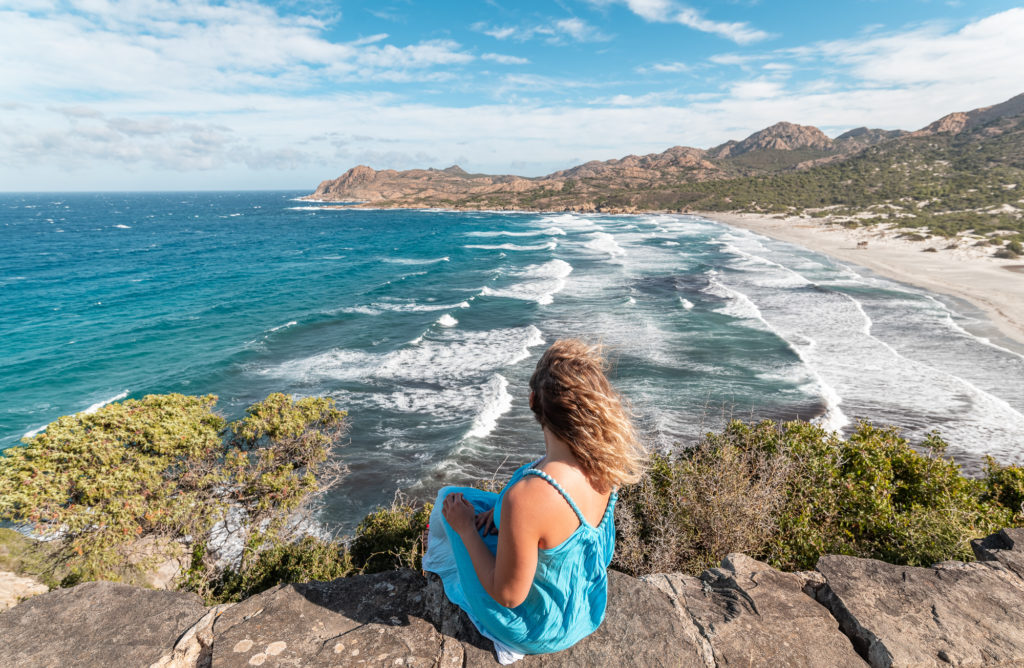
[701,212,1024,351]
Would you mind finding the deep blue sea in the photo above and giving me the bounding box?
[3,191,1024,529]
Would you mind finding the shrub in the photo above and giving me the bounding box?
[0,393,347,589]
[196,535,353,603]
[995,239,1023,258]
[613,420,1022,576]
[349,494,432,574]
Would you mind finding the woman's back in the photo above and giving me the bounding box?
[515,459,611,550]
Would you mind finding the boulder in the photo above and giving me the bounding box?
[646,554,865,667]
[0,580,208,668]
[212,568,703,667]
[816,554,1024,667]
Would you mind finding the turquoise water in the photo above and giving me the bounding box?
[3,192,1024,527]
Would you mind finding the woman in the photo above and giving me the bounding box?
[423,339,645,663]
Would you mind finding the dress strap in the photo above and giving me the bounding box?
[523,469,588,526]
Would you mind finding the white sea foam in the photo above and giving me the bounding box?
[679,298,694,310]
[113,224,131,229]
[479,259,573,305]
[466,227,566,238]
[267,320,298,333]
[339,300,470,315]
[83,390,129,414]
[708,277,849,431]
[662,241,679,246]
[22,424,47,439]
[464,241,557,252]
[437,313,458,328]
[465,374,514,439]
[257,325,544,386]
[584,232,626,258]
[382,256,450,265]
[923,295,1024,362]
[708,277,766,324]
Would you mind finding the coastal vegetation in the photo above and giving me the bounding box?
[0,393,348,594]
[3,395,1022,605]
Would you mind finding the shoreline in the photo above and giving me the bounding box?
[699,212,1024,352]
[298,196,1024,350]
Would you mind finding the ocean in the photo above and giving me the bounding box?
[3,191,1024,530]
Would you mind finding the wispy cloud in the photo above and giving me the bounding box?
[638,61,692,73]
[587,0,773,44]
[472,17,611,44]
[481,53,530,65]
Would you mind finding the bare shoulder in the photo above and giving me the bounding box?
[501,475,563,517]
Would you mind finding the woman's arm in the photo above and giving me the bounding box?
[442,483,543,608]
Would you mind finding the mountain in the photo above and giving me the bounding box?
[306,92,1024,235]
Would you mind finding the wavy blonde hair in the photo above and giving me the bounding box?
[529,339,645,489]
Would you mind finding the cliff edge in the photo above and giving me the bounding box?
[2,528,1023,667]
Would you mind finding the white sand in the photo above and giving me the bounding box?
[700,212,1024,348]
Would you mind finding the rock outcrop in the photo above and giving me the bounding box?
[0,581,208,667]
[3,528,1024,667]
[815,554,1024,667]
[708,122,834,159]
[646,553,865,667]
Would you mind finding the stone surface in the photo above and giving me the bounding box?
[817,554,1024,667]
[647,554,865,667]
[972,527,1024,581]
[213,568,703,667]
[0,580,207,668]
[152,604,234,668]
[0,569,48,611]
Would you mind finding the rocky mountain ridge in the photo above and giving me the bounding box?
[2,527,1023,667]
[306,92,1024,213]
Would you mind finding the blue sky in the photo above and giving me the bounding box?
[1,0,1023,190]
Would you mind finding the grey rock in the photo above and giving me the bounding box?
[647,554,865,667]
[817,554,1024,667]
[0,580,207,668]
[212,568,702,667]
[972,527,1024,581]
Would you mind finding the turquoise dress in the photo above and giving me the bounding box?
[422,460,618,655]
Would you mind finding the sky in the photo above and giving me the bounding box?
[2,1,1023,191]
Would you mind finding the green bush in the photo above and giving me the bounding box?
[349,494,431,574]
[196,535,353,603]
[613,420,1022,576]
[0,393,347,589]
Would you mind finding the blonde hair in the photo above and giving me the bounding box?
[529,339,646,489]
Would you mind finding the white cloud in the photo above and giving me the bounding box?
[0,0,475,103]
[1,4,1023,189]
[481,53,530,65]
[647,61,691,73]
[588,0,773,44]
[473,17,610,44]
[803,8,1024,90]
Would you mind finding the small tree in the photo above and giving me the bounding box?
[0,393,347,588]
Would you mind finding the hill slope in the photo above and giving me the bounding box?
[307,93,1024,237]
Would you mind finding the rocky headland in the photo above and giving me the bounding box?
[2,527,1023,667]
[304,92,1024,219]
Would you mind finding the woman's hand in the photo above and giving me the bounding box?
[442,492,477,536]
[475,507,498,535]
